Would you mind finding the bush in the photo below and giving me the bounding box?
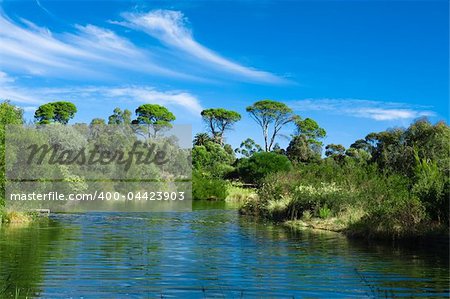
[225,183,257,203]
[192,171,228,200]
[255,163,362,219]
[236,152,292,184]
[412,156,449,223]
[319,204,331,219]
[289,183,355,217]
[192,141,235,178]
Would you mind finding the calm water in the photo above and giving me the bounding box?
[0,202,448,298]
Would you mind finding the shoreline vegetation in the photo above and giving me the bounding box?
[1,100,449,241]
[237,155,449,240]
[0,210,48,226]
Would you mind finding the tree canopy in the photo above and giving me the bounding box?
[34,101,77,125]
[193,132,213,146]
[132,104,176,138]
[325,143,346,162]
[246,100,294,151]
[286,134,321,163]
[108,107,131,125]
[294,117,326,143]
[201,108,241,145]
[234,138,262,157]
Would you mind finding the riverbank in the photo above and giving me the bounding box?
[239,192,449,241]
[0,210,47,225]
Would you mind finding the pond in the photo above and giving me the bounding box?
[0,202,448,298]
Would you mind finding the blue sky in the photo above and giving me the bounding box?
[0,0,448,150]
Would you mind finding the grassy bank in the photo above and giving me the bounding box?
[225,183,257,203]
[239,160,449,240]
[0,210,46,225]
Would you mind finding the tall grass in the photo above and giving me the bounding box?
[240,159,445,239]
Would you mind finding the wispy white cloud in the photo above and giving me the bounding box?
[1,10,282,84]
[0,79,203,115]
[34,0,54,18]
[104,87,203,115]
[0,72,42,104]
[0,12,196,80]
[115,9,286,84]
[0,71,15,84]
[291,99,435,121]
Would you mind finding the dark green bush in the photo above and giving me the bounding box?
[192,171,228,200]
[192,141,235,178]
[236,152,292,184]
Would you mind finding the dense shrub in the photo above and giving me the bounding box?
[242,154,443,239]
[192,141,235,178]
[192,171,228,200]
[236,152,292,184]
[412,156,449,223]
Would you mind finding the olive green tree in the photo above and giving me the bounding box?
[201,108,241,145]
[246,100,294,151]
[132,104,176,138]
[108,107,131,125]
[34,101,77,124]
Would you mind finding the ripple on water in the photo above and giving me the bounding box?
[0,209,448,298]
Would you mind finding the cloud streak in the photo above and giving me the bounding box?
[0,76,203,115]
[0,12,198,80]
[291,99,435,121]
[1,10,283,84]
[116,9,285,84]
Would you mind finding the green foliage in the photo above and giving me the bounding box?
[363,118,450,224]
[108,107,131,125]
[236,152,292,184]
[193,132,212,146]
[225,183,257,203]
[352,174,427,239]
[0,100,24,126]
[34,101,77,125]
[325,144,345,157]
[286,135,321,163]
[246,99,294,151]
[90,118,106,125]
[287,117,326,163]
[59,165,88,194]
[191,139,235,200]
[244,139,448,239]
[192,171,228,200]
[132,104,175,138]
[1,97,448,240]
[201,108,241,144]
[412,153,448,223]
[350,139,371,152]
[294,117,326,141]
[256,165,359,220]
[345,147,371,162]
[325,144,346,163]
[192,141,235,178]
[319,204,332,219]
[234,138,262,157]
[0,101,24,208]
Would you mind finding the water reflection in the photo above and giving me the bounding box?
[0,205,448,298]
[0,220,78,298]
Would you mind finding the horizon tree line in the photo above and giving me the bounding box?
[1,99,447,165]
